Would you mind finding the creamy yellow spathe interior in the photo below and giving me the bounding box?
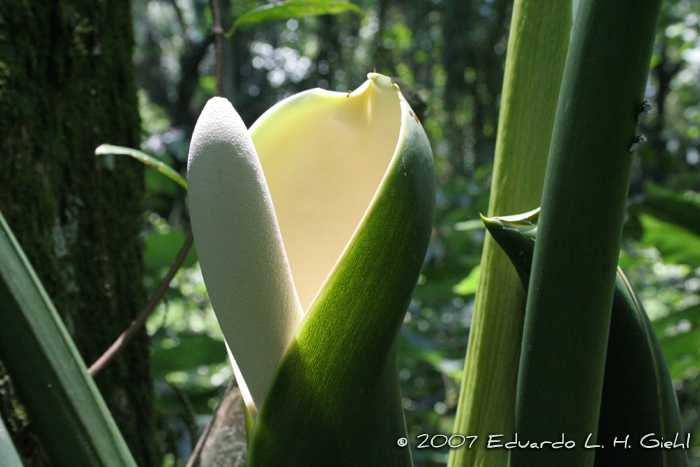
[251,73,401,311]
[187,73,407,416]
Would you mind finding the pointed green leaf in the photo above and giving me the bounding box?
[96,144,187,190]
[0,211,137,467]
[227,0,362,37]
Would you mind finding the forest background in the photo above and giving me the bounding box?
[1,0,699,466]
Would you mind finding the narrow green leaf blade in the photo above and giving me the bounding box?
[0,211,138,467]
[96,144,187,190]
[0,416,23,467]
[228,0,362,37]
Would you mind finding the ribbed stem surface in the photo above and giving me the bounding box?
[449,1,570,466]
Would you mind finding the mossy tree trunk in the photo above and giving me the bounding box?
[0,1,159,466]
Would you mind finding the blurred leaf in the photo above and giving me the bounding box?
[417,351,464,382]
[658,328,700,380]
[227,0,362,37]
[653,303,700,380]
[151,334,228,378]
[452,264,480,296]
[413,272,467,302]
[145,160,181,199]
[144,229,198,273]
[639,214,700,268]
[453,219,485,232]
[96,144,187,190]
[0,417,22,467]
[638,184,700,236]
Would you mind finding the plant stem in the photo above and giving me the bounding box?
[448,1,570,466]
[511,1,662,466]
[88,229,194,376]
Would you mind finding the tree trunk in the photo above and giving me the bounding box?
[0,1,159,465]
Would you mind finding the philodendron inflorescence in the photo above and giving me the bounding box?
[187,73,435,466]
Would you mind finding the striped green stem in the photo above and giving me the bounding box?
[448,1,570,466]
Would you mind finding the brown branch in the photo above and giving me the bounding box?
[209,0,224,97]
[88,228,194,377]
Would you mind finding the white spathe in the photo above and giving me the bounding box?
[187,73,404,414]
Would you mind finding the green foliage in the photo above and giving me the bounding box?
[629,185,700,384]
[485,210,688,467]
[655,302,700,381]
[96,144,188,190]
[639,215,700,269]
[151,334,227,379]
[0,212,137,467]
[0,417,22,467]
[451,265,479,296]
[127,0,700,464]
[144,228,198,274]
[228,0,362,37]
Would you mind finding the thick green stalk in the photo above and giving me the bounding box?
[511,2,662,467]
[448,2,570,466]
[483,210,688,467]
[0,212,137,467]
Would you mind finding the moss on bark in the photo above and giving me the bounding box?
[0,1,159,465]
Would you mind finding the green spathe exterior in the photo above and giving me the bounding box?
[187,74,435,466]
